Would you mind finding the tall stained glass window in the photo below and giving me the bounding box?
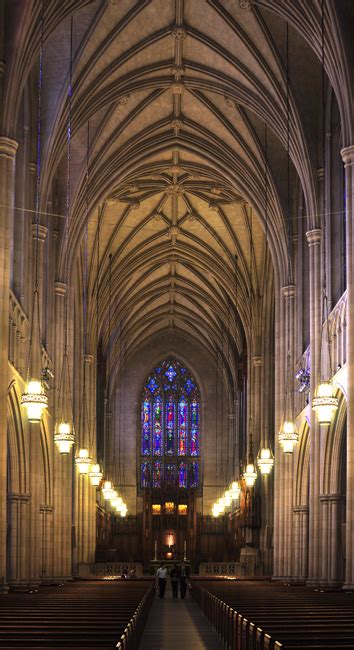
[140,358,200,488]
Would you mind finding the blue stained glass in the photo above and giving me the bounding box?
[179,461,187,487]
[147,377,158,393]
[141,399,151,455]
[190,461,199,487]
[155,366,162,374]
[153,397,163,456]
[153,461,161,487]
[180,367,187,375]
[165,397,175,455]
[165,463,176,485]
[163,383,169,391]
[178,398,188,456]
[141,462,151,487]
[165,364,177,381]
[190,401,199,456]
[184,378,195,394]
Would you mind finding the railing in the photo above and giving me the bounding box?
[116,582,155,649]
[191,581,282,650]
[199,562,241,577]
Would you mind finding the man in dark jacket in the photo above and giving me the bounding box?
[170,564,179,598]
[179,562,190,599]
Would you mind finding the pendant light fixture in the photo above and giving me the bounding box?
[55,16,75,454]
[257,124,274,474]
[21,2,48,423]
[278,23,298,454]
[312,0,338,425]
[75,161,94,475]
[243,206,257,486]
[244,433,257,487]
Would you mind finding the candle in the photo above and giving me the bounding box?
[183,540,187,560]
[154,540,157,560]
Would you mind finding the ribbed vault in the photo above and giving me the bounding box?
[3,0,353,392]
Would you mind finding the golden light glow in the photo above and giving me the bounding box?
[89,463,103,486]
[312,381,339,425]
[54,421,75,454]
[244,462,257,487]
[152,504,161,515]
[178,504,188,515]
[164,502,175,514]
[257,448,274,475]
[21,379,48,423]
[278,420,299,454]
[75,448,92,474]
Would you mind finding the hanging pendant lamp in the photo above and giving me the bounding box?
[21,6,48,423]
[244,433,257,487]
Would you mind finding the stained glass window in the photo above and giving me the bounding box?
[179,461,187,488]
[165,396,175,455]
[141,400,151,455]
[178,398,188,456]
[153,396,163,456]
[140,358,200,489]
[190,401,199,457]
[153,460,161,487]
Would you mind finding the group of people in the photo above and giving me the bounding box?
[156,562,190,599]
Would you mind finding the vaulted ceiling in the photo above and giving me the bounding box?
[4,0,353,381]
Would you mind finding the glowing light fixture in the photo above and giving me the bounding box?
[243,433,257,487]
[22,379,48,423]
[257,448,274,475]
[89,463,103,486]
[75,448,92,474]
[312,381,338,426]
[230,481,241,499]
[102,480,113,498]
[278,420,298,454]
[54,421,75,454]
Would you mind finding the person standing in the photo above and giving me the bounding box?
[179,562,190,599]
[170,564,179,598]
[156,564,168,598]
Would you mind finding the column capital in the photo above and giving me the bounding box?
[282,284,296,298]
[29,162,37,175]
[306,229,321,246]
[228,412,236,420]
[32,223,48,242]
[252,356,262,367]
[54,281,67,296]
[106,411,113,421]
[341,145,354,166]
[83,353,94,364]
[317,167,325,180]
[0,137,18,159]
[293,505,309,514]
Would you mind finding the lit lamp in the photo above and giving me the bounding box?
[230,481,241,499]
[243,434,257,487]
[257,448,274,475]
[102,480,113,498]
[278,420,298,454]
[54,421,75,455]
[212,504,220,517]
[244,462,257,487]
[21,379,48,423]
[224,490,232,507]
[217,498,225,513]
[112,497,123,508]
[89,463,103,486]
[75,448,92,474]
[312,381,338,426]
[120,504,127,518]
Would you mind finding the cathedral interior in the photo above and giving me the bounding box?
[1,0,354,646]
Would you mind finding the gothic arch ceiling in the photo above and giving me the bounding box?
[4,0,353,379]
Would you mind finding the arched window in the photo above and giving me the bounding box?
[140,358,200,489]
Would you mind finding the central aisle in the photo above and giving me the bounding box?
[139,584,222,649]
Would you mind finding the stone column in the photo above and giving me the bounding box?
[328,494,343,587]
[306,229,322,586]
[31,223,48,339]
[273,286,286,579]
[252,356,262,454]
[293,505,309,582]
[76,354,96,572]
[52,281,73,581]
[39,505,54,584]
[282,285,296,579]
[319,495,329,585]
[0,136,18,593]
[341,146,354,589]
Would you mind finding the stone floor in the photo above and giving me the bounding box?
[139,583,222,649]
